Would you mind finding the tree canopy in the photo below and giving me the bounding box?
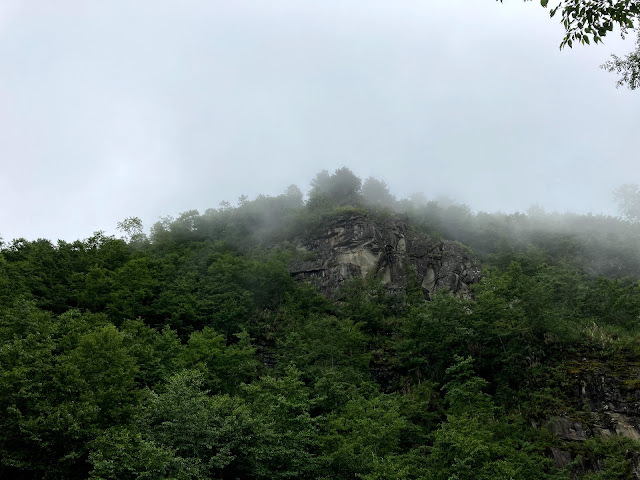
[3,169,640,479]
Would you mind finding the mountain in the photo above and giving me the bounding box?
[3,169,640,479]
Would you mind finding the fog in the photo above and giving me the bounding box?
[1,0,639,242]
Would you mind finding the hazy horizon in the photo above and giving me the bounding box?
[2,0,639,242]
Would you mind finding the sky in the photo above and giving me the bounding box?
[1,0,639,242]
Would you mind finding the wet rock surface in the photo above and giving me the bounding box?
[566,361,640,442]
[289,212,481,298]
[549,361,640,477]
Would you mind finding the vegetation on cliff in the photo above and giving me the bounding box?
[3,168,640,479]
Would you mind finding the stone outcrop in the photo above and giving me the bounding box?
[551,447,574,469]
[289,212,481,298]
[548,360,640,477]
[567,361,640,441]
[550,417,590,442]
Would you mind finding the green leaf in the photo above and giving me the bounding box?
[541,0,548,7]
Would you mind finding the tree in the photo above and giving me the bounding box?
[320,392,409,478]
[183,327,257,394]
[116,217,145,242]
[308,167,362,206]
[361,177,396,208]
[90,370,260,480]
[106,257,158,324]
[281,184,304,210]
[505,0,639,46]
[614,183,640,222]
[548,0,640,89]
[428,356,560,480]
[57,324,140,429]
[602,27,640,89]
[241,367,321,479]
[308,170,332,200]
[0,306,141,479]
[503,0,640,89]
[328,167,362,205]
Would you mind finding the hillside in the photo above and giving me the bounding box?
[3,169,640,479]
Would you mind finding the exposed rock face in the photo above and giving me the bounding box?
[551,447,574,469]
[550,417,590,442]
[549,361,640,477]
[289,212,481,298]
[568,361,640,441]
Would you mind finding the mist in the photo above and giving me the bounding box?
[1,0,639,242]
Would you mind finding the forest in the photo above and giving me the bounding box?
[3,168,640,479]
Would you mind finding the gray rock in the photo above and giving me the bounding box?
[549,417,589,441]
[567,362,640,442]
[551,447,573,468]
[549,362,640,478]
[289,212,481,298]
[609,413,640,440]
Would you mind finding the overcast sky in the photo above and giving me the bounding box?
[1,0,639,242]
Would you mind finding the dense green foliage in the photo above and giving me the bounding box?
[3,169,640,479]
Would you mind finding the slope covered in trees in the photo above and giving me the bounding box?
[3,168,640,479]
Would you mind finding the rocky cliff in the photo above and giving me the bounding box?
[549,360,640,476]
[289,211,481,298]
[288,211,640,477]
